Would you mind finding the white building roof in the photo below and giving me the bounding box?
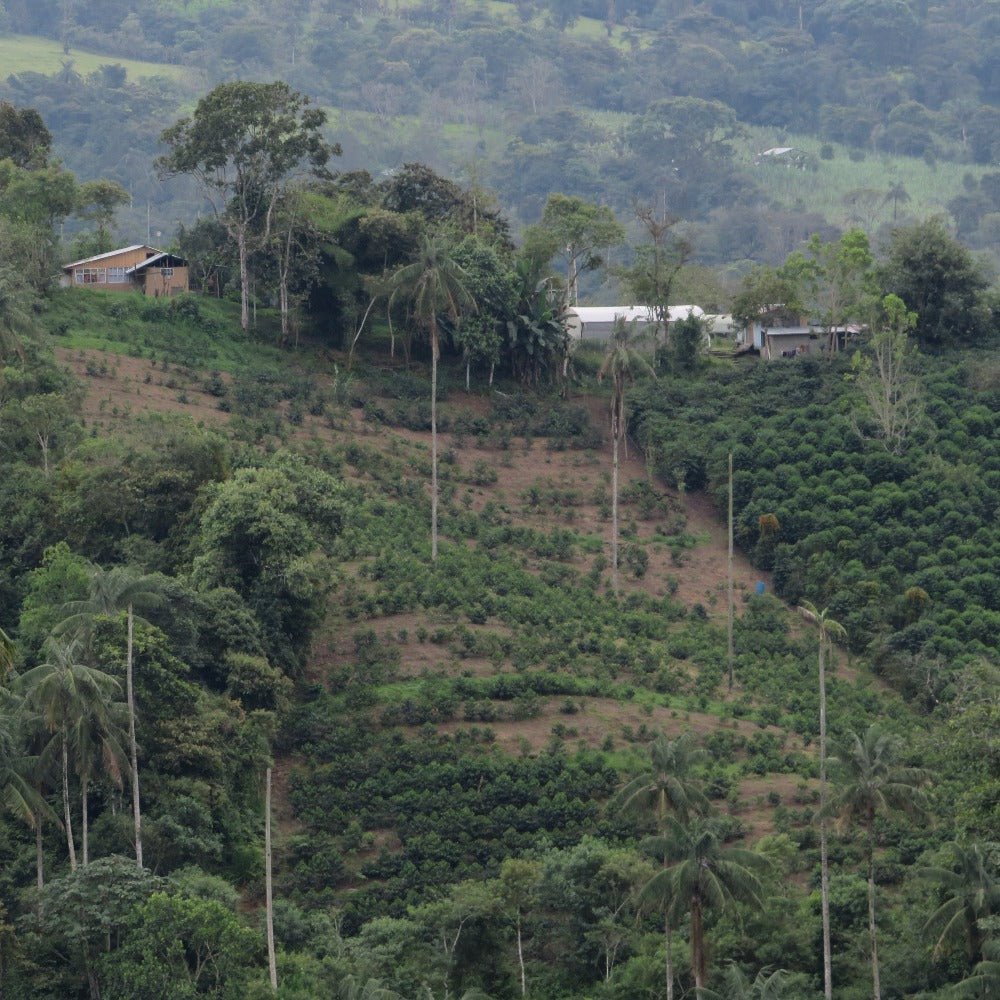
[62,244,161,270]
[567,305,705,324]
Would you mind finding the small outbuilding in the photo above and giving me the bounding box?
[61,244,189,296]
[565,304,705,343]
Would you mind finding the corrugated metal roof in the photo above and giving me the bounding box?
[567,305,705,324]
[62,244,161,270]
[126,252,187,273]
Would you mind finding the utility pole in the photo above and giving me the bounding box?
[727,451,734,690]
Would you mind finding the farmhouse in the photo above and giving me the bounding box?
[61,244,189,296]
[565,304,705,343]
[739,320,863,358]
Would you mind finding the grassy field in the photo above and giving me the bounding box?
[739,126,976,230]
[44,289,302,373]
[0,33,188,81]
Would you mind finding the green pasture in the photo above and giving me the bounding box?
[0,33,188,81]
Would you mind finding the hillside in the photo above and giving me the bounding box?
[5,0,1000,265]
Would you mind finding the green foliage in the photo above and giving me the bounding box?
[189,455,347,669]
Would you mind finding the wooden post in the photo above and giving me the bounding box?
[727,452,734,691]
[265,766,277,991]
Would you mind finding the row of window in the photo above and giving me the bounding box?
[74,267,175,283]
[75,267,127,284]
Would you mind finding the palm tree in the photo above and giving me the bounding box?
[598,318,654,594]
[388,235,475,562]
[613,733,709,1000]
[883,181,910,222]
[951,938,1000,998]
[828,725,930,1000]
[56,564,163,868]
[700,963,791,999]
[68,691,126,866]
[16,638,120,870]
[0,626,15,678]
[0,691,50,846]
[797,601,846,1000]
[338,977,401,1000]
[0,266,36,361]
[920,841,999,965]
[644,815,770,992]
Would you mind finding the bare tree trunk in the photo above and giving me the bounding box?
[819,633,833,1000]
[36,814,44,892]
[611,425,619,594]
[387,305,395,359]
[431,327,439,562]
[691,896,705,991]
[81,771,88,867]
[466,356,471,392]
[664,915,674,1000]
[489,361,495,387]
[38,435,50,477]
[868,828,881,1000]
[61,731,76,871]
[727,451,734,690]
[278,223,294,346]
[126,604,142,869]
[237,228,250,333]
[349,295,378,371]
[278,272,289,345]
[516,912,526,997]
[265,767,277,991]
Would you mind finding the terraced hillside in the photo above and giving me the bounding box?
[52,301,908,929]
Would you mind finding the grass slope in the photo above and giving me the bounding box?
[0,32,187,80]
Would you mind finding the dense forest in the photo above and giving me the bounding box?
[4,0,1000,270]
[0,3,999,999]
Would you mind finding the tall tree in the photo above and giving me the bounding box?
[797,601,846,1000]
[850,294,922,454]
[525,193,624,308]
[828,725,930,1000]
[598,318,653,595]
[57,565,163,869]
[16,639,119,871]
[388,234,474,562]
[619,205,692,347]
[158,81,338,333]
[644,815,770,991]
[880,218,988,348]
[613,733,708,1000]
[782,229,875,355]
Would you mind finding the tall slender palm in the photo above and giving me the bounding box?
[56,564,163,869]
[613,733,708,1000]
[920,841,999,964]
[598,318,654,594]
[828,725,930,1000]
[644,815,771,992]
[16,638,120,870]
[798,600,846,1000]
[69,693,126,866]
[388,234,475,562]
